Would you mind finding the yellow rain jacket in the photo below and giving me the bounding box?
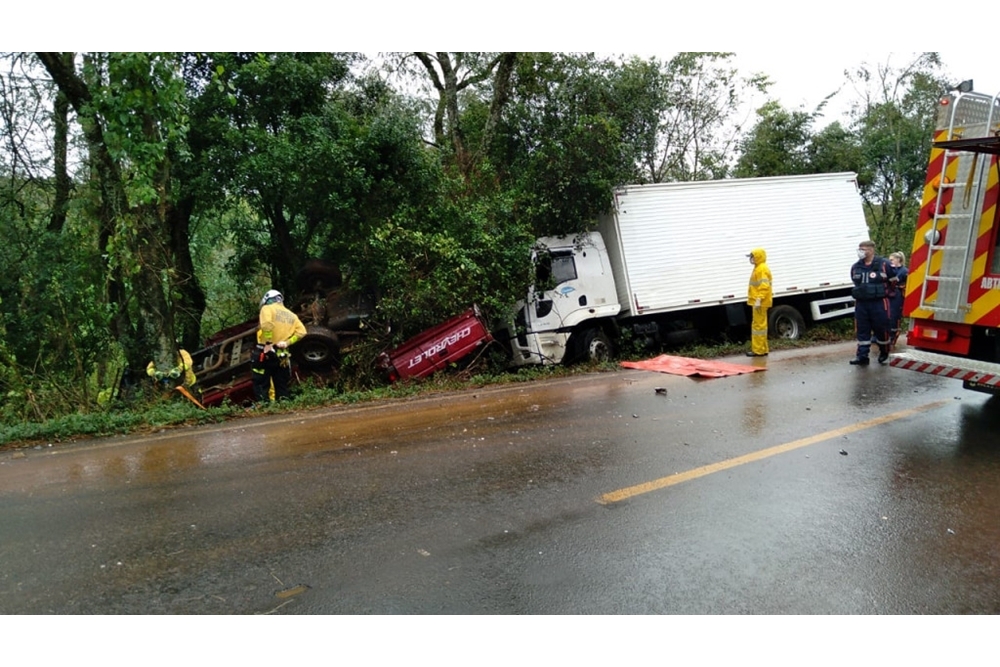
[747,248,773,308]
[145,349,197,387]
[257,302,307,346]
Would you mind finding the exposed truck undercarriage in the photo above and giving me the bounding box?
[190,260,375,407]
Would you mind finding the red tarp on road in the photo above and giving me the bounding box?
[620,355,765,378]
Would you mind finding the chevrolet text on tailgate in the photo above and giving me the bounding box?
[378,305,493,382]
[889,86,1000,394]
[406,324,476,369]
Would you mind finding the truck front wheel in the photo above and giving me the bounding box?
[577,328,614,363]
[768,305,806,340]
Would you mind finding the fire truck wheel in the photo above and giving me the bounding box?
[768,305,805,340]
[578,328,614,363]
[293,327,340,371]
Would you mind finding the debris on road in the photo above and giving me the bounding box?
[275,584,310,599]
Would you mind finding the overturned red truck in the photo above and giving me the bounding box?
[182,263,493,406]
[190,262,374,406]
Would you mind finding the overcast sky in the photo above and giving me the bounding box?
[725,51,1000,127]
[13,2,1000,130]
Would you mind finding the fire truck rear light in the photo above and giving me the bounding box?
[913,325,949,341]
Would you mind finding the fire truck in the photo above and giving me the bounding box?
[889,86,1000,394]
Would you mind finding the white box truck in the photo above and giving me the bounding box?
[500,172,872,366]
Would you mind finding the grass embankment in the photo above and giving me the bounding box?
[0,322,853,452]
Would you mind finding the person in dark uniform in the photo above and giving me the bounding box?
[887,251,909,349]
[850,240,896,366]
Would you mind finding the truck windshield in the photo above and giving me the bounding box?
[536,250,577,288]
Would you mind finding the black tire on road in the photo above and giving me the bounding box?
[768,305,806,340]
[293,326,340,371]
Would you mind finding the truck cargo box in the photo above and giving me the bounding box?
[599,173,870,317]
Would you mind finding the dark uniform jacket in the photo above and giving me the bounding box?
[851,256,896,300]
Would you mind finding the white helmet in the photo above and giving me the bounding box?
[260,289,283,307]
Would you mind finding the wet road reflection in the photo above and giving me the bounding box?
[1,342,998,613]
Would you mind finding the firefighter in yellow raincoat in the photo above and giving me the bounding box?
[146,348,196,387]
[145,347,205,407]
[253,289,307,403]
[746,248,773,357]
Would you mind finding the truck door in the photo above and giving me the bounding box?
[529,248,578,332]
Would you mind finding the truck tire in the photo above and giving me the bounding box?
[293,326,340,371]
[768,305,806,340]
[578,328,614,363]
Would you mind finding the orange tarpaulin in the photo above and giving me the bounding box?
[620,355,765,378]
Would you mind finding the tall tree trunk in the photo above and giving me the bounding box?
[435,52,468,170]
[262,198,301,292]
[478,52,517,161]
[414,52,449,151]
[169,195,206,350]
[37,52,177,372]
[47,53,73,234]
[412,52,517,177]
[133,204,176,364]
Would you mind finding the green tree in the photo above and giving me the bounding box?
[808,121,862,175]
[182,54,465,323]
[734,100,815,177]
[404,52,517,176]
[180,52,358,296]
[848,53,947,252]
[1,53,118,419]
[177,53,513,346]
[636,53,768,183]
[734,98,863,179]
[37,52,202,373]
[483,53,644,237]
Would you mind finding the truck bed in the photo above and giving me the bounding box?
[377,306,493,382]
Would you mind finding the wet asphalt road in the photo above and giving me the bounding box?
[1,341,999,614]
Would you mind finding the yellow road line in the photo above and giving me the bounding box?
[597,399,952,505]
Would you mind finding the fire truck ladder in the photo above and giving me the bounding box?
[918,91,1000,315]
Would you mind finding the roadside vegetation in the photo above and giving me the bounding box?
[1,52,945,444]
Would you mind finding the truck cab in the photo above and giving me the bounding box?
[504,232,621,366]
